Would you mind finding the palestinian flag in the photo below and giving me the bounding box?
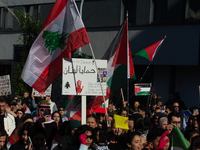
[64,15,135,121]
[171,126,190,150]
[64,95,74,108]
[102,15,136,94]
[21,0,90,93]
[133,38,165,61]
[134,83,150,96]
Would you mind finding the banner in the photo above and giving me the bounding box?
[33,84,52,97]
[62,58,107,96]
[0,75,11,95]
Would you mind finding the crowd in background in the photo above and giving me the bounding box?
[0,91,199,150]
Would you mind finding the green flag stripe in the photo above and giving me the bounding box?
[107,65,135,93]
[134,49,150,61]
[136,91,150,95]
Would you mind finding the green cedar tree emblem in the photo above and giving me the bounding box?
[42,31,69,55]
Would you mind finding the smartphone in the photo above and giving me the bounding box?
[27,136,33,147]
[44,110,49,116]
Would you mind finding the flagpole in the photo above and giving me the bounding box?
[126,12,130,117]
[130,36,166,99]
[88,43,108,117]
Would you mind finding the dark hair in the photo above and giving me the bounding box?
[126,131,141,145]
[92,127,106,144]
[117,107,127,116]
[189,135,200,150]
[168,112,181,124]
[109,99,114,105]
[0,97,6,103]
[166,105,175,112]
[18,122,34,142]
[87,114,98,125]
[138,105,146,112]
[0,127,7,150]
[72,125,93,148]
[184,129,199,142]
[59,121,69,136]
[51,111,62,128]
[147,128,165,143]
[155,107,161,111]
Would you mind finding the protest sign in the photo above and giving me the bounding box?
[0,75,11,95]
[33,84,52,97]
[62,58,107,96]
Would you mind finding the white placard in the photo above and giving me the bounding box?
[32,84,52,97]
[0,75,11,95]
[62,58,107,96]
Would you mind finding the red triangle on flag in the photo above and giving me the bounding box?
[135,85,141,95]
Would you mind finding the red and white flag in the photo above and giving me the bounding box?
[21,0,90,93]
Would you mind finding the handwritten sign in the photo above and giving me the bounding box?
[32,84,52,97]
[62,58,107,96]
[0,75,11,95]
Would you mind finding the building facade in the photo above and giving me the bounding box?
[0,0,199,108]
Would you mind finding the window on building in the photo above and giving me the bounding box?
[153,0,167,22]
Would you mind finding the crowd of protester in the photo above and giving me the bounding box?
[0,91,199,150]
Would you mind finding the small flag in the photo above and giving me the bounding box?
[134,83,151,96]
[133,39,164,61]
[171,126,190,150]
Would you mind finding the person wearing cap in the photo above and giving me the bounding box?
[9,100,18,113]
[45,95,57,114]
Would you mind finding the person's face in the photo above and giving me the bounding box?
[24,92,29,98]
[111,123,122,136]
[161,121,168,130]
[71,127,78,137]
[45,96,50,102]
[165,108,171,117]
[108,104,113,113]
[134,102,140,108]
[164,136,170,150]
[85,130,93,147]
[155,109,162,114]
[32,134,46,148]
[158,101,162,106]
[128,135,142,150]
[0,102,5,115]
[151,136,161,150]
[96,131,100,142]
[154,116,159,125]
[152,105,157,111]
[193,117,198,129]
[108,116,113,127]
[53,113,60,125]
[128,120,134,130]
[17,111,23,119]
[121,110,127,117]
[140,136,147,149]
[86,117,97,128]
[10,105,16,111]
[59,108,64,116]
[21,130,28,145]
[138,109,145,117]
[171,116,181,129]
[192,137,200,150]
[0,136,6,150]
[173,103,179,112]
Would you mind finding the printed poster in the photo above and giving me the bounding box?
[0,75,11,95]
[62,58,107,96]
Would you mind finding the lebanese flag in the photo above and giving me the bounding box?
[133,38,165,61]
[21,0,90,93]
